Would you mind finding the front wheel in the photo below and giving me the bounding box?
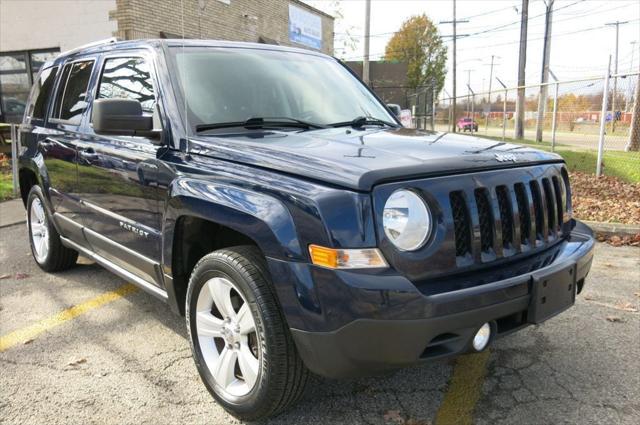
[186,246,308,420]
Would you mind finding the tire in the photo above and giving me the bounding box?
[186,246,308,420]
[27,185,78,272]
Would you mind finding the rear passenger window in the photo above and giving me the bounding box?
[98,57,155,112]
[28,66,58,120]
[52,60,94,124]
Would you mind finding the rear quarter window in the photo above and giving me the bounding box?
[27,66,59,120]
[51,60,95,125]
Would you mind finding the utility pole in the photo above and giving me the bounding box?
[440,0,469,133]
[606,21,629,132]
[535,0,554,143]
[515,0,529,140]
[363,0,371,85]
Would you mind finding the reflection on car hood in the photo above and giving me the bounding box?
[188,127,563,191]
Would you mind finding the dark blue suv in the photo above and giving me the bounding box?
[18,39,595,420]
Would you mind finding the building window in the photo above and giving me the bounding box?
[0,48,59,123]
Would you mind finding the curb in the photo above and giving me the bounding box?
[0,219,26,229]
[583,220,640,237]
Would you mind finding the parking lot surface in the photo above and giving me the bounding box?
[1,223,639,425]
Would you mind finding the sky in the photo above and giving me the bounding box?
[306,0,640,97]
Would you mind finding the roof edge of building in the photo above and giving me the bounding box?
[292,0,335,21]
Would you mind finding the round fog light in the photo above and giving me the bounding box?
[472,323,491,351]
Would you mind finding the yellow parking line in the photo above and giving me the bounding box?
[0,283,138,352]
[434,350,491,425]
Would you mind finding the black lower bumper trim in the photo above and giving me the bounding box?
[291,296,529,379]
[291,220,595,379]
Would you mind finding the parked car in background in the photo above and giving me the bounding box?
[19,39,594,420]
[457,117,478,132]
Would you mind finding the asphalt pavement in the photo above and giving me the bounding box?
[1,222,639,425]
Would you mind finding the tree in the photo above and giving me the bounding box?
[384,14,448,93]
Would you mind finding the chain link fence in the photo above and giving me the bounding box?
[434,72,639,181]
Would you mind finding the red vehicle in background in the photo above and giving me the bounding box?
[457,117,478,132]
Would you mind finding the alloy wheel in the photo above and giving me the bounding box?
[195,276,260,397]
[30,197,49,263]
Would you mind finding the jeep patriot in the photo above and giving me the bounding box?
[17,39,595,420]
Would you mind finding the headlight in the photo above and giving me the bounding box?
[383,189,432,251]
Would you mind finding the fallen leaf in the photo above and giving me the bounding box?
[634,292,640,299]
[0,274,10,280]
[606,316,622,323]
[67,358,87,367]
[22,338,35,345]
[14,273,29,280]
[383,410,405,424]
[583,294,594,300]
[614,301,638,312]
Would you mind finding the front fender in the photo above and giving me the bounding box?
[162,177,304,270]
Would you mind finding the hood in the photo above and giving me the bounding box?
[188,127,563,191]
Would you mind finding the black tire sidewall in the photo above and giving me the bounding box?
[186,254,271,415]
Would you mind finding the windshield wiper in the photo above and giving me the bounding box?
[329,116,399,129]
[195,117,327,132]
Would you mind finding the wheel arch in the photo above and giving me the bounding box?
[162,178,305,315]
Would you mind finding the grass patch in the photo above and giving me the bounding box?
[475,134,640,183]
[0,171,13,201]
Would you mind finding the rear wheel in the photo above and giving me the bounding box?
[186,246,308,420]
[27,185,78,272]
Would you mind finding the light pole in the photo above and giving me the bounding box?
[484,55,501,134]
[605,21,629,132]
[549,69,560,152]
[496,77,508,142]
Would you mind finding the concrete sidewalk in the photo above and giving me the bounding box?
[0,199,25,228]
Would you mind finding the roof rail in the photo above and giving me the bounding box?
[59,37,120,57]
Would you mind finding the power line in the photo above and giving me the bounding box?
[342,19,639,61]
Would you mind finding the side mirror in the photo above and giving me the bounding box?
[92,98,156,137]
[387,104,402,117]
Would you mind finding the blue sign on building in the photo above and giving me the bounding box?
[288,4,322,50]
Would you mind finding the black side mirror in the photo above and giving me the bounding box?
[92,98,156,138]
[387,104,402,117]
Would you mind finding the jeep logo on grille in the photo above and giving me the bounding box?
[495,153,518,162]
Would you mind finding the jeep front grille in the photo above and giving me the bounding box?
[449,170,568,261]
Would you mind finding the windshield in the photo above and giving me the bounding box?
[168,47,396,133]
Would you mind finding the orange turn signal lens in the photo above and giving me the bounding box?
[308,245,388,269]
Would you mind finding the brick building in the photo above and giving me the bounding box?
[0,0,334,123]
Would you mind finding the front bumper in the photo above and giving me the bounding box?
[267,221,595,379]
